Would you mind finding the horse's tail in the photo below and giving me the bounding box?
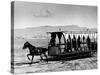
[41,48,48,52]
[44,48,48,51]
[38,47,48,52]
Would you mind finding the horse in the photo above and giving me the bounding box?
[22,41,48,64]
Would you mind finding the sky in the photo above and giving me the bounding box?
[14,1,97,29]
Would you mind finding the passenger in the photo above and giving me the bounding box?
[82,35,86,51]
[77,35,81,50]
[66,39,70,52]
[82,36,85,44]
[72,35,77,51]
[68,35,72,52]
[86,35,91,50]
[50,33,56,46]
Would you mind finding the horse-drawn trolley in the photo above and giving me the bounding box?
[47,30,97,58]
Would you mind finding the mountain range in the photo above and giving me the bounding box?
[14,25,97,39]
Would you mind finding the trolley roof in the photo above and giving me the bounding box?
[47,30,97,34]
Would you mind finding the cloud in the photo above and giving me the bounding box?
[33,8,53,18]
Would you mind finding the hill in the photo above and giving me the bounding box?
[14,25,97,39]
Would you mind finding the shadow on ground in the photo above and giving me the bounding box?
[14,54,96,66]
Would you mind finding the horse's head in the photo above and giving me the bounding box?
[23,41,29,49]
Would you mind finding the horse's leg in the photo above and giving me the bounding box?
[31,55,34,64]
[44,53,48,63]
[27,54,30,60]
[40,54,43,62]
